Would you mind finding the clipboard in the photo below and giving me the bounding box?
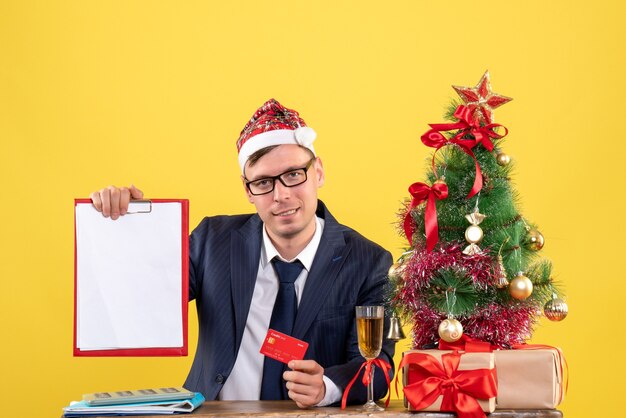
[73,199,189,356]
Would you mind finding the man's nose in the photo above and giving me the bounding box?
[272,179,291,201]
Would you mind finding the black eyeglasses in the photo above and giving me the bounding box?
[245,158,316,196]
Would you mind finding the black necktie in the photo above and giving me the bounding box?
[260,258,304,400]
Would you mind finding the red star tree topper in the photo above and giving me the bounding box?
[452,70,513,124]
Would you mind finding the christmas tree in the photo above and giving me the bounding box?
[390,71,568,349]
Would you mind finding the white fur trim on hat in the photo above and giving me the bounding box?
[238,128,317,173]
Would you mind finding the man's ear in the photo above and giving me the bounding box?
[241,176,254,203]
[314,157,325,187]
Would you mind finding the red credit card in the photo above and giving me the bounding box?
[260,329,309,364]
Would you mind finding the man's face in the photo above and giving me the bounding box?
[243,144,324,244]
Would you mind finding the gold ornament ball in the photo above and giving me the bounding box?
[544,298,568,321]
[434,178,447,187]
[509,274,533,300]
[526,229,545,251]
[464,225,484,244]
[438,318,464,343]
[496,152,511,166]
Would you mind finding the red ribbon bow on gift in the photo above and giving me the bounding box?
[341,358,392,409]
[437,338,569,404]
[404,181,448,251]
[397,352,497,418]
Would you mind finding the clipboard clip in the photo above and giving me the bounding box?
[127,200,152,214]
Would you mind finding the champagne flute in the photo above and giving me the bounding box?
[355,305,384,412]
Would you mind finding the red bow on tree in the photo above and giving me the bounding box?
[428,105,508,152]
[404,181,448,251]
[398,352,497,418]
[420,105,508,198]
[421,125,482,199]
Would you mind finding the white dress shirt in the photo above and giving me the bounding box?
[218,216,342,405]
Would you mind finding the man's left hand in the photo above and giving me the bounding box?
[283,360,326,408]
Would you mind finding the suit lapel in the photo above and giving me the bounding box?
[293,202,349,340]
[230,215,263,352]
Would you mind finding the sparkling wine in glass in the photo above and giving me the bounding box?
[355,305,384,412]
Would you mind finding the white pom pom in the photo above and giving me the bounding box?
[294,126,316,147]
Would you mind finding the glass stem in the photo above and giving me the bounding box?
[367,364,375,404]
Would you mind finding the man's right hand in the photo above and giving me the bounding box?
[90,185,144,220]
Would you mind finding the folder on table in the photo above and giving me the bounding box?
[63,392,205,416]
[73,199,189,356]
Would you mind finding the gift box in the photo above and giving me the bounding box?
[494,347,565,409]
[400,350,497,417]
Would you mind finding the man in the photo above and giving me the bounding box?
[90,99,395,407]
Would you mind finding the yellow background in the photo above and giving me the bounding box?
[1,1,624,416]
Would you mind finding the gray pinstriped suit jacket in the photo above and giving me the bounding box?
[183,200,395,405]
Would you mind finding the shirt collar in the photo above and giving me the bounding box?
[261,216,325,271]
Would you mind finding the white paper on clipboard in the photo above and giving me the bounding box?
[75,201,185,352]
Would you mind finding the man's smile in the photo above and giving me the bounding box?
[274,208,299,217]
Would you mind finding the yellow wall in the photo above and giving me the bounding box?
[1,1,623,416]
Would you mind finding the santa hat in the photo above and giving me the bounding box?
[236,98,317,173]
